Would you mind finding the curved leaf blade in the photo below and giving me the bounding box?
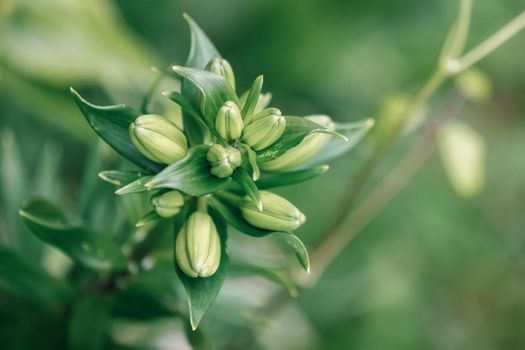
[20,199,128,271]
[70,88,163,173]
[146,146,231,196]
[98,170,150,188]
[257,165,330,189]
[232,167,262,210]
[183,13,221,69]
[273,232,310,273]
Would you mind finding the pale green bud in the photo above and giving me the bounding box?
[205,58,236,90]
[250,107,282,122]
[259,115,334,171]
[241,114,286,151]
[206,144,242,178]
[129,114,188,164]
[455,68,492,104]
[150,191,184,218]
[240,191,306,231]
[176,212,221,278]
[215,101,244,140]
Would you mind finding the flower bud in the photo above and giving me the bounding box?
[150,191,184,218]
[240,191,306,231]
[205,58,236,90]
[206,144,242,178]
[176,212,221,278]
[250,107,282,122]
[215,101,244,140]
[129,114,188,164]
[259,115,334,171]
[241,114,286,151]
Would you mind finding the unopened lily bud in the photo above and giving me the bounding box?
[215,101,244,140]
[129,114,188,164]
[206,144,242,178]
[240,191,306,231]
[150,191,184,218]
[176,212,221,278]
[250,107,282,122]
[206,58,236,90]
[242,114,286,151]
[260,115,334,171]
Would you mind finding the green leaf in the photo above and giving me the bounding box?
[70,88,163,173]
[135,210,162,227]
[229,263,299,298]
[176,211,229,330]
[0,247,72,311]
[162,91,207,128]
[20,199,128,271]
[68,295,111,350]
[98,170,150,188]
[241,144,260,181]
[183,13,221,69]
[172,66,238,136]
[146,145,231,196]
[232,167,262,211]
[256,165,330,189]
[257,116,346,163]
[241,75,263,122]
[184,321,212,350]
[302,119,374,167]
[273,232,310,273]
[114,176,153,195]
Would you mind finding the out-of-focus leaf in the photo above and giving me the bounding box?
[177,212,229,330]
[232,167,262,210]
[68,295,111,350]
[0,247,72,311]
[98,170,149,188]
[33,141,62,198]
[455,68,493,104]
[229,263,299,298]
[256,165,330,189]
[184,320,212,350]
[20,199,128,271]
[438,120,486,198]
[70,88,163,173]
[146,146,231,196]
[273,232,310,273]
[135,210,162,227]
[301,119,374,167]
[257,116,345,163]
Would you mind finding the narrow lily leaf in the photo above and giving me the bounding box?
[146,146,231,196]
[176,211,229,330]
[0,247,72,310]
[242,144,260,181]
[257,165,330,189]
[136,210,162,227]
[232,167,262,211]
[183,13,221,69]
[114,176,153,195]
[162,91,207,127]
[210,197,309,271]
[20,199,128,271]
[273,232,310,273]
[229,263,299,298]
[257,116,346,163]
[172,66,238,135]
[301,118,375,167]
[98,170,149,187]
[70,88,163,173]
[241,75,263,123]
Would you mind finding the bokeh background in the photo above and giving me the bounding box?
[1,0,525,349]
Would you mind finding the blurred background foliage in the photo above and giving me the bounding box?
[1,0,525,349]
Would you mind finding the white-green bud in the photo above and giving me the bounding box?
[241,113,286,151]
[260,115,334,171]
[176,212,221,278]
[205,58,236,91]
[215,101,244,140]
[250,107,282,122]
[129,114,188,164]
[150,191,184,218]
[240,191,306,231]
[206,144,242,178]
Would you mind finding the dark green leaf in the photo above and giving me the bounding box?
[136,210,162,227]
[98,170,150,188]
[172,66,238,135]
[146,145,231,196]
[162,91,207,128]
[257,116,345,163]
[176,211,229,330]
[257,165,330,189]
[68,295,111,350]
[70,88,163,173]
[0,247,72,311]
[302,118,375,167]
[114,176,153,195]
[232,167,262,210]
[183,13,221,69]
[20,199,128,271]
[184,321,212,350]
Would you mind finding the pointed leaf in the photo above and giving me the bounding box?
[70,88,163,173]
[256,116,346,163]
[98,170,150,188]
[146,145,231,196]
[232,167,262,211]
[241,144,260,181]
[114,176,153,195]
[136,210,162,227]
[241,75,263,122]
[256,165,330,189]
[20,199,128,271]
[183,13,221,69]
[273,232,310,273]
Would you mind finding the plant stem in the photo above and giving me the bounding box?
[197,196,208,212]
[457,10,525,72]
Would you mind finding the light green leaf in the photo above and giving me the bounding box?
[70,88,163,173]
[114,176,153,195]
[20,199,128,271]
[98,170,149,188]
[257,116,346,163]
[241,75,263,122]
[229,263,299,298]
[183,13,221,69]
[256,165,330,189]
[273,232,310,273]
[232,167,262,211]
[146,145,231,196]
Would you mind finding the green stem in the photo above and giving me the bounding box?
[197,196,208,213]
